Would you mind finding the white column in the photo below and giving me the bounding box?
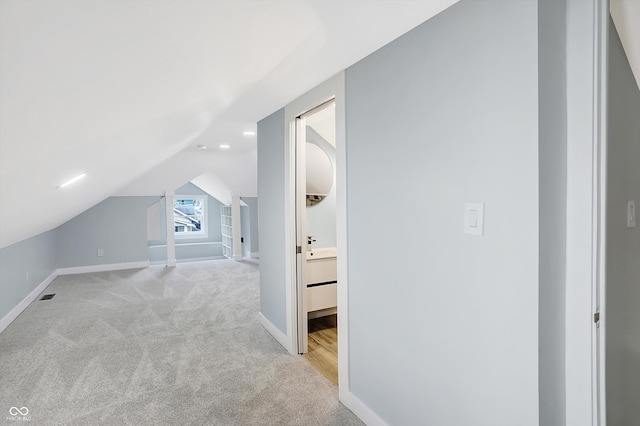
[232,195,242,261]
[164,191,176,267]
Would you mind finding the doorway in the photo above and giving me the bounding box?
[294,100,338,383]
[282,72,348,396]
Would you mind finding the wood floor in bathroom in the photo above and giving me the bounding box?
[303,314,338,386]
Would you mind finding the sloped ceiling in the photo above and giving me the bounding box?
[611,0,640,90]
[1,1,637,250]
[0,0,459,248]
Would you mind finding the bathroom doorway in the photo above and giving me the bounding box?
[294,99,339,384]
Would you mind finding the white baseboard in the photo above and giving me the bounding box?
[56,260,150,276]
[251,252,259,258]
[340,390,388,426]
[0,271,57,334]
[257,312,291,353]
[308,307,337,319]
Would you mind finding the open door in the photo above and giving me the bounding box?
[294,114,309,353]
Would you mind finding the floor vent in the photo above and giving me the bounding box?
[40,294,55,301]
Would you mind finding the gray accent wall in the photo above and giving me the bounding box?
[606,20,640,426]
[538,0,567,424]
[257,108,287,333]
[0,229,57,321]
[56,196,159,268]
[345,1,539,424]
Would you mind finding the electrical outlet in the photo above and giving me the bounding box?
[97,248,104,257]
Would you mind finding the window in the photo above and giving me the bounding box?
[173,196,207,238]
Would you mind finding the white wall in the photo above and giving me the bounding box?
[345,1,539,424]
[305,127,336,249]
[606,19,640,426]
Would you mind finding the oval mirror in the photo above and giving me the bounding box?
[306,142,333,206]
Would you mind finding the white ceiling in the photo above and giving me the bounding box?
[611,0,640,88]
[0,0,459,248]
[0,0,638,249]
[306,103,336,147]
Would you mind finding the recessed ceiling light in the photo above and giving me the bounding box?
[196,144,208,150]
[219,144,230,149]
[59,173,86,188]
[243,131,256,136]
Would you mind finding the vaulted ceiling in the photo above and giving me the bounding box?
[0,0,459,248]
[0,0,638,249]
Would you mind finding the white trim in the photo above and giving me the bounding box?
[295,115,309,353]
[593,0,609,424]
[250,252,260,258]
[332,74,350,403]
[340,391,388,426]
[284,102,297,355]
[56,260,150,276]
[0,271,57,333]
[258,312,291,353]
[150,242,223,247]
[307,307,337,320]
[232,195,243,261]
[173,194,209,240]
[165,191,177,267]
[565,1,607,424]
[283,72,346,356]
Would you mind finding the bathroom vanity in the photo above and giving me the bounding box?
[305,247,337,317]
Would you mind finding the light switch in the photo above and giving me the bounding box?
[464,203,484,236]
[628,201,636,228]
[469,210,478,228]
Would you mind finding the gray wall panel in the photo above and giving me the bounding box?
[538,0,567,424]
[0,230,57,321]
[56,196,159,268]
[345,1,539,424]
[606,19,640,426]
[257,108,287,333]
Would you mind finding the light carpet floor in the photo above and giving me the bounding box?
[0,259,363,425]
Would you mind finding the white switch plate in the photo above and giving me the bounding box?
[97,248,104,257]
[464,203,484,236]
[628,201,636,228]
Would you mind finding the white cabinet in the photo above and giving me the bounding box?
[306,255,337,313]
[307,283,337,312]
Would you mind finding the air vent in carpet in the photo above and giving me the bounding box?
[40,294,55,301]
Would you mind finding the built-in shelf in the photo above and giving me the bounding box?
[220,205,232,259]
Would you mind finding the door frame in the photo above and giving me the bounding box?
[565,0,608,424]
[593,0,608,423]
[283,72,349,393]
